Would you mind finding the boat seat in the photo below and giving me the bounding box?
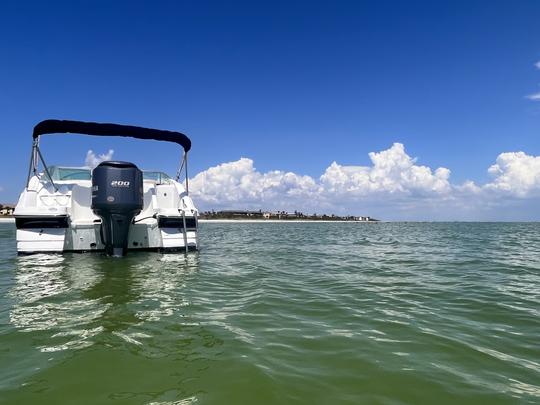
[133,187,157,222]
[70,184,99,224]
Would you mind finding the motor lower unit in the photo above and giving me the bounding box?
[91,161,143,256]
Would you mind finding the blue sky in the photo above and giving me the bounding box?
[1,1,540,219]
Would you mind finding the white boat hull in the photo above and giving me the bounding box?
[16,225,198,254]
[15,173,199,254]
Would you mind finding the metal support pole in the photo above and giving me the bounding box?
[33,138,39,174]
[26,140,37,188]
[36,145,58,192]
[185,153,189,194]
[194,213,199,250]
[181,209,188,254]
[175,152,186,182]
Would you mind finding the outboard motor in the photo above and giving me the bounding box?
[91,161,143,257]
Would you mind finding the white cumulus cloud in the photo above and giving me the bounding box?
[189,143,540,220]
[527,61,540,100]
[485,151,540,197]
[320,143,451,196]
[84,149,114,169]
[190,157,320,209]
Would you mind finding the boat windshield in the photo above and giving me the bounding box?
[143,171,173,184]
[49,166,92,181]
[47,166,173,183]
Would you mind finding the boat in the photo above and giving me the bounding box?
[14,119,199,256]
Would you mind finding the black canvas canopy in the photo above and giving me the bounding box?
[33,119,191,152]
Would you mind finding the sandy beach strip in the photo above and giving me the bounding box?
[198,219,376,223]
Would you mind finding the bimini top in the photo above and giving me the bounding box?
[33,119,191,152]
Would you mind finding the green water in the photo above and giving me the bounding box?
[0,222,538,404]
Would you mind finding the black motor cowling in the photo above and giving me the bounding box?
[91,161,143,257]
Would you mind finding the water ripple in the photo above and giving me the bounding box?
[0,222,538,404]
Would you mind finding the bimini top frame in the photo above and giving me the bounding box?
[27,119,192,192]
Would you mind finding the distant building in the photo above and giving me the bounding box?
[214,210,264,218]
[0,205,14,216]
[356,216,378,222]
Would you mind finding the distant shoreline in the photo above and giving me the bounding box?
[0,217,377,224]
[199,219,378,223]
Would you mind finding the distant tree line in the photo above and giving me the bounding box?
[198,210,378,222]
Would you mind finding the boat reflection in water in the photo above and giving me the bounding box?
[7,251,219,403]
[10,252,202,353]
[10,253,105,352]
